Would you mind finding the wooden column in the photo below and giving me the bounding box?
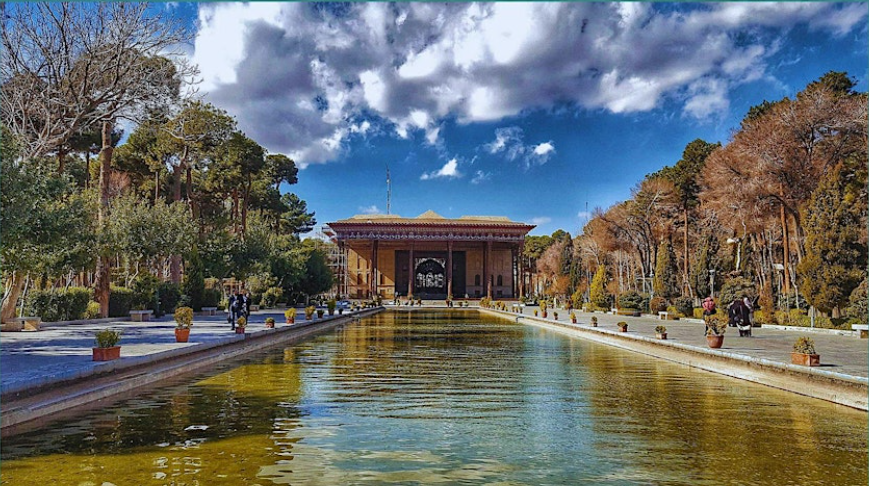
[447,240,453,298]
[408,246,415,297]
[483,240,492,299]
[511,246,517,298]
[371,240,378,298]
[518,241,525,298]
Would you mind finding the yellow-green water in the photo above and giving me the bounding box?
[1,310,866,485]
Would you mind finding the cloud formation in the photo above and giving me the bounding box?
[420,158,461,180]
[485,126,556,167]
[191,2,866,166]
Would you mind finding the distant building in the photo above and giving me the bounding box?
[326,211,535,300]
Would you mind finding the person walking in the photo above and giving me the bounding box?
[228,292,237,329]
[728,297,752,337]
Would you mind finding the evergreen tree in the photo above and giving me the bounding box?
[652,240,679,299]
[797,159,867,315]
[589,264,609,309]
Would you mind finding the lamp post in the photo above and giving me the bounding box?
[708,269,716,298]
[649,271,655,300]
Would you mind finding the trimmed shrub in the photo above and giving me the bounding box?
[25,287,92,322]
[262,287,283,308]
[719,277,757,307]
[109,286,135,317]
[202,287,222,308]
[617,291,644,310]
[674,296,694,317]
[693,308,705,320]
[157,282,181,314]
[649,296,668,313]
[84,301,101,319]
[182,255,205,311]
[131,273,159,311]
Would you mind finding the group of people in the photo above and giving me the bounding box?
[228,290,251,330]
[702,295,755,337]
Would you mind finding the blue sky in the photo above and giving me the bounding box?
[169,2,868,236]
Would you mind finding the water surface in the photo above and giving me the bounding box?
[2,310,866,485]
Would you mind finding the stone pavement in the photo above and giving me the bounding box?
[498,305,869,380]
[0,308,319,396]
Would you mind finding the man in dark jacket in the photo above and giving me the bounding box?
[728,297,753,337]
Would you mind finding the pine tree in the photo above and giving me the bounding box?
[653,240,679,299]
[797,159,867,315]
[589,264,609,309]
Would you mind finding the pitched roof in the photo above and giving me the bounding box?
[331,210,531,227]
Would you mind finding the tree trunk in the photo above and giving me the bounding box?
[0,272,26,323]
[169,164,184,284]
[57,148,66,174]
[683,206,691,297]
[780,191,791,295]
[154,171,159,202]
[95,119,115,318]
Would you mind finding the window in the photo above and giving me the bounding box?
[380,274,385,285]
[474,274,481,286]
[356,273,363,286]
[497,275,503,286]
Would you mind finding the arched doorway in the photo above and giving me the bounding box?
[415,258,446,297]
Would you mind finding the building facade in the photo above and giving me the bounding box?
[326,211,535,300]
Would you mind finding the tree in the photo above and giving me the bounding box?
[797,159,867,315]
[296,240,334,300]
[656,139,720,296]
[653,240,678,299]
[1,147,95,321]
[2,2,193,317]
[589,264,609,309]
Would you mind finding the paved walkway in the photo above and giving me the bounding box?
[0,308,331,395]
[494,306,869,379]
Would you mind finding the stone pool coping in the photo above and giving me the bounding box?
[478,307,868,411]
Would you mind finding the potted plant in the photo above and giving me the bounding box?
[792,337,820,366]
[446,294,453,307]
[534,309,538,317]
[570,312,577,324]
[591,315,598,327]
[655,325,667,340]
[174,306,193,343]
[316,308,325,319]
[338,307,344,315]
[285,309,296,324]
[305,306,315,320]
[553,311,559,320]
[236,316,247,334]
[93,329,121,361]
[265,317,276,329]
[327,299,336,316]
[540,301,548,319]
[617,321,628,332]
[705,316,726,348]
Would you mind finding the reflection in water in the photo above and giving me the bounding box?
[1,310,866,485]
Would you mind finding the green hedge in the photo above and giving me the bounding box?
[202,288,222,308]
[157,282,181,314]
[25,287,92,322]
[109,285,135,317]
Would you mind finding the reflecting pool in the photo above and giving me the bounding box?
[1,310,866,485]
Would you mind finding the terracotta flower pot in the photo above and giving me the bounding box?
[791,352,820,366]
[706,335,724,349]
[571,318,577,324]
[92,346,120,361]
[618,324,628,332]
[175,328,190,343]
[265,322,275,329]
[235,327,246,335]
[286,316,295,324]
[542,311,548,319]
[656,332,667,340]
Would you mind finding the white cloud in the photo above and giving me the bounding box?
[576,211,592,221]
[358,205,383,214]
[190,2,866,166]
[531,216,552,225]
[420,158,461,180]
[471,170,491,184]
[485,127,556,167]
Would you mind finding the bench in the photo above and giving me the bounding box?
[658,311,669,320]
[1,316,41,331]
[201,307,218,316]
[129,309,153,322]
[852,324,868,338]
[250,305,260,312]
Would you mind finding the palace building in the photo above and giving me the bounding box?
[325,211,535,300]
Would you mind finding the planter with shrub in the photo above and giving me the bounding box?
[792,337,819,366]
[174,306,193,342]
[93,329,121,361]
[655,325,667,340]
